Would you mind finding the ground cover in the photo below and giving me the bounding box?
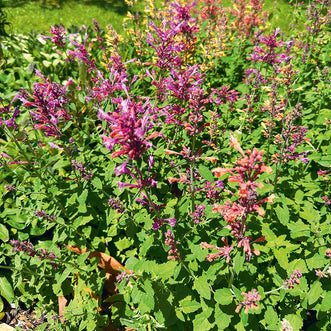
[0,0,330,330]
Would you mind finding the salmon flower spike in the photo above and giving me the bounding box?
[230,135,245,156]
[168,177,181,184]
[202,238,234,263]
[261,165,272,173]
[212,167,235,177]
[165,149,180,155]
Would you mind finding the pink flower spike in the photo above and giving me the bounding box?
[1,152,13,159]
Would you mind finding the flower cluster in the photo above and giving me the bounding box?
[68,33,96,73]
[228,0,268,40]
[283,269,303,289]
[72,160,93,181]
[164,229,180,261]
[202,238,234,263]
[152,218,176,231]
[43,24,66,47]
[235,288,261,314]
[249,28,293,65]
[116,270,135,283]
[4,184,17,192]
[17,70,72,137]
[203,180,223,203]
[108,197,126,213]
[99,99,158,165]
[10,240,60,269]
[205,136,274,260]
[35,210,56,222]
[190,204,206,224]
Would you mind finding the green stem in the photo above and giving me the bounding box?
[0,265,55,278]
[190,134,197,214]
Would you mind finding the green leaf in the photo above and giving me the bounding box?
[262,226,277,241]
[284,314,303,331]
[139,293,154,313]
[233,251,245,274]
[77,189,88,205]
[264,306,278,327]
[92,177,102,189]
[306,254,325,269]
[299,204,320,223]
[214,288,233,305]
[240,308,249,325]
[180,297,201,314]
[194,275,211,300]
[287,221,310,239]
[320,291,331,311]
[308,281,323,305]
[76,251,90,266]
[193,310,213,330]
[155,260,177,280]
[115,238,133,251]
[214,306,231,329]
[52,159,70,170]
[274,204,289,225]
[198,165,214,182]
[231,285,243,301]
[0,224,9,242]
[294,190,304,204]
[274,248,288,269]
[0,275,15,304]
[176,310,185,321]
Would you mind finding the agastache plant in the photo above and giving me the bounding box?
[17,70,73,138]
[203,136,275,261]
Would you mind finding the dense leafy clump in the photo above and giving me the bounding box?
[0,0,330,330]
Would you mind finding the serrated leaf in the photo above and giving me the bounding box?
[215,306,232,329]
[52,159,70,170]
[180,298,201,314]
[274,248,288,269]
[299,205,320,223]
[233,251,245,274]
[320,291,331,311]
[308,281,323,305]
[139,293,154,312]
[214,288,233,305]
[232,285,243,300]
[76,251,90,266]
[193,311,213,330]
[198,164,214,182]
[92,177,102,189]
[0,275,14,304]
[275,204,289,225]
[264,306,278,326]
[0,224,9,242]
[115,238,132,251]
[194,275,211,300]
[77,189,88,205]
[284,314,303,331]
